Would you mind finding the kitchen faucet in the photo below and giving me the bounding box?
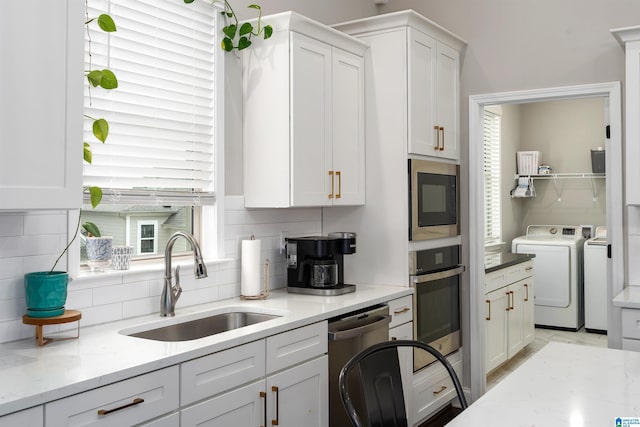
[161,231,208,316]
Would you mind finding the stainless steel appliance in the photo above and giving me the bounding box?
[328,305,391,427]
[285,232,356,295]
[409,159,460,241]
[410,245,464,371]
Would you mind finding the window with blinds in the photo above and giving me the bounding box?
[483,109,502,246]
[82,0,218,261]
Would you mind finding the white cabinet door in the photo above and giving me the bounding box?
[0,0,83,210]
[507,281,525,358]
[180,380,265,427]
[522,279,535,345]
[266,355,328,427]
[408,28,437,156]
[290,33,333,207]
[435,42,460,160]
[332,47,365,206]
[485,288,509,373]
[407,28,460,160]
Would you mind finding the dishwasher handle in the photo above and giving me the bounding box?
[328,315,391,341]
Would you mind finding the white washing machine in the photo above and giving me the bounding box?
[512,225,586,330]
[584,226,607,333]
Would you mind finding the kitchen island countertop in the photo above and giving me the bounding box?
[0,284,412,417]
[446,341,640,426]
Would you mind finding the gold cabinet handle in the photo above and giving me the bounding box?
[260,391,267,427]
[439,126,445,151]
[524,283,529,302]
[328,171,334,199]
[336,170,341,199]
[433,385,447,395]
[505,291,511,311]
[97,398,144,416]
[271,386,279,426]
[486,299,491,320]
[434,125,440,150]
[391,336,397,341]
[393,307,410,315]
[510,291,515,310]
[525,266,533,271]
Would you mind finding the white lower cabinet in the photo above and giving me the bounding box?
[388,295,414,425]
[621,308,640,351]
[0,406,43,427]
[45,366,179,427]
[180,321,328,427]
[485,261,535,373]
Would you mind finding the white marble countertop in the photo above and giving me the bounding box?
[0,284,412,416]
[445,342,640,426]
[613,285,640,308]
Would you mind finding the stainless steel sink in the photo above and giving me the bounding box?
[126,312,281,342]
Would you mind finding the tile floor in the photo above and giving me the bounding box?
[486,327,608,390]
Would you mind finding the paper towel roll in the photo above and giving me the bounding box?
[241,238,261,297]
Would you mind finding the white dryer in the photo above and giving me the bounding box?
[512,225,586,330]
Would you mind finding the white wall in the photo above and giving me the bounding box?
[0,196,320,343]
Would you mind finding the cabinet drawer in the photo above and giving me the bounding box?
[266,321,328,374]
[485,261,533,294]
[181,339,265,405]
[622,308,640,340]
[46,366,179,427]
[389,321,413,341]
[413,353,462,424]
[389,295,413,328]
[0,406,42,427]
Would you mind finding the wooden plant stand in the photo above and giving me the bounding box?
[22,310,82,346]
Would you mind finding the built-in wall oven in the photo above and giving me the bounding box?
[409,159,460,241]
[410,245,464,371]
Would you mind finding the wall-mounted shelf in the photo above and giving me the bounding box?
[514,172,605,180]
[513,172,605,200]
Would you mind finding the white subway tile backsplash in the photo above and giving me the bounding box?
[0,196,321,343]
[23,213,67,236]
[0,215,23,237]
[0,277,24,300]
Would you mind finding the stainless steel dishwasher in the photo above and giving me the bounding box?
[328,304,391,427]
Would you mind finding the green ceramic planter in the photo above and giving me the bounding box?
[24,271,68,318]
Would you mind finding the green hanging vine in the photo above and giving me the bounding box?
[184,0,273,51]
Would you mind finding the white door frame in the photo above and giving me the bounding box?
[468,82,623,401]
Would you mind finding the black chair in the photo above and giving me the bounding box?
[338,340,468,427]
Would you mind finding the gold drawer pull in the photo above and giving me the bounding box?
[328,171,335,199]
[524,283,529,301]
[505,291,511,311]
[525,266,533,271]
[260,391,267,427]
[336,171,341,199]
[272,386,280,425]
[433,385,447,395]
[439,126,445,151]
[434,125,440,150]
[393,307,410,315]
[97,398,144,416]
[486,299,491,320]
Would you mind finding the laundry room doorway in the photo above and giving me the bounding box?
[467,82,624,400]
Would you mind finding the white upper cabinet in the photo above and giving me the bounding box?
[612,26,640,205]
[334,10,466,161]
[243,12,367,208]
[0,0,83,210]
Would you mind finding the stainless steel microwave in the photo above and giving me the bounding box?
[409,159,460,241]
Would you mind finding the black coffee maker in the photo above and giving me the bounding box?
[286,232,356,295]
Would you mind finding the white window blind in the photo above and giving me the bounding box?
[84,0,216,205]
[484,109,502,246]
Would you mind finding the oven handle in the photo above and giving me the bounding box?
[410,265,465,284]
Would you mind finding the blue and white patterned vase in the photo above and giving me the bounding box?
[86,236,113,272]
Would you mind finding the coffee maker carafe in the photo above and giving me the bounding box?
[285,233,356,295]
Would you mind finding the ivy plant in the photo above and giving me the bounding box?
[184,0,273,51]
[84,11,119,209]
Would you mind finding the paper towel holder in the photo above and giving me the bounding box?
[241,259,270,300]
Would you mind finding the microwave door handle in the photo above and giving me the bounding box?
[411,265,466,284]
